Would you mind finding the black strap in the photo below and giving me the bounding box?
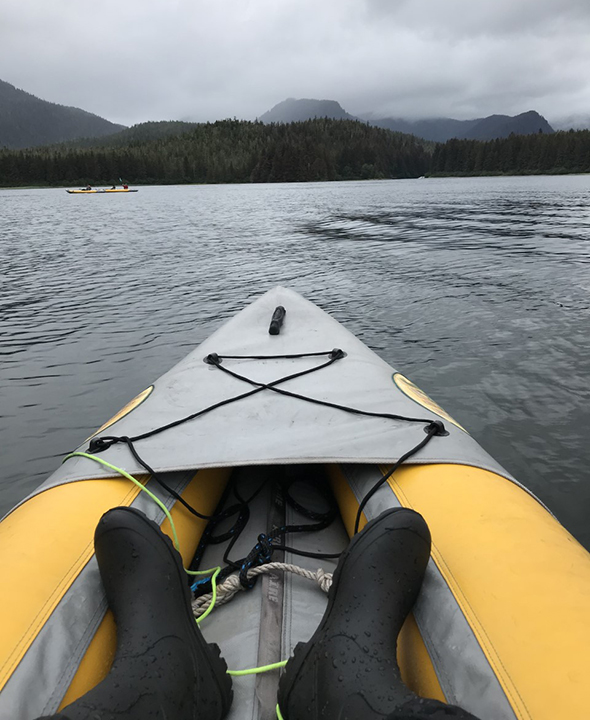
[84,348,447,593]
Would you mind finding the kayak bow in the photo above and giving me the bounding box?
[0,287,588,720]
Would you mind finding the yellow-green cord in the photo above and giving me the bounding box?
[64,452,220,625]
[276,704,285,720]
[227,660,287,676]
[65,452,183,548]
[63,451,289,672]
[193,566,220,624]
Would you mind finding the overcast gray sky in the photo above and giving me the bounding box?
[1,0,589,127]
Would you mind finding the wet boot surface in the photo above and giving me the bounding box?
[44,506,232,720]
[278,507,432,720]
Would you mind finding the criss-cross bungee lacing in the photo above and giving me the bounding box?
[61,337,450,720]
[77,348,446,588]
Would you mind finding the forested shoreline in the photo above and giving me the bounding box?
[1,119,589,187]
[430,130,590,176]
[0,119,429,187]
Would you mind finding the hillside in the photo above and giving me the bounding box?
[0,118,430,187]
[463,111,553,140]
[64,121,200,149]
[260,98,357,123]
[0,79,125,149]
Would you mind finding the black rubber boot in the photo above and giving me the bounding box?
[277,507,432,720]
[42,507,232,720]
[384,696,481,718]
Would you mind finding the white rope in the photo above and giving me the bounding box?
[192,562,333,618]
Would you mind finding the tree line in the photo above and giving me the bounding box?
[0,118,429,187]
[430,129,590,175]
[2,120,590,187]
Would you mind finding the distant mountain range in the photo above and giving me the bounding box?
[260,98,555,141]
[0,78,581,151]
[367,111,554,141]
[0,79,124,149]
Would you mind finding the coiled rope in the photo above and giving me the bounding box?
[192,562,333,618]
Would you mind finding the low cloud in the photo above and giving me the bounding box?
[1,0,588,126]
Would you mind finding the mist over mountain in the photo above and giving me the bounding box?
[550,114,590,131]
[373,110,554,141]
[261,98,554,141]
[365,117,479,142]
[0,79,125,149]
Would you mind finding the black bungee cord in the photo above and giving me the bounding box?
[353,420,445,535]
[83,346,447,594]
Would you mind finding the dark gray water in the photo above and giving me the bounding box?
[1,176,589,547]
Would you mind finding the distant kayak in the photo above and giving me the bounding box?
[66,188,138,194]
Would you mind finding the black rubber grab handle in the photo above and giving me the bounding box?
[269,306,286,335]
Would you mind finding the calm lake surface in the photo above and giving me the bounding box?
[1,176,589,548]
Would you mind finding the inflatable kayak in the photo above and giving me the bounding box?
[1,286,589,720]
[66,188,138,193]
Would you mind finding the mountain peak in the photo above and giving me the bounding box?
[462,110,553,140]
[259,98,356,123]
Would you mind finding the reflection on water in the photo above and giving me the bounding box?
[1,176,589,547]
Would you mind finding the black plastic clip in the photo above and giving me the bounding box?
[329,348,346,360]
[424,420,449,437]
[87,436,119,453]
[204,353,221,365]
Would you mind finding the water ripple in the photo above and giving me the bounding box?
[1,177,589,548]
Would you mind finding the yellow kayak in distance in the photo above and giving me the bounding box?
[66,188,139,194]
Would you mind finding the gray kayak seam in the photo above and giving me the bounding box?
[280,486,347,716]
[43,565,108,714]
[49,469,194,711]
[254,488,285,720]
[344,464,403,520]
[196,468,273,720]
[49,469,194,712]
[413,564,518,720]
[412,562,454,704]
[345,468,448,706]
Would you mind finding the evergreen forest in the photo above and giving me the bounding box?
[430,129,590,175]
[1,119,589,187]
[0,119,429,187]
